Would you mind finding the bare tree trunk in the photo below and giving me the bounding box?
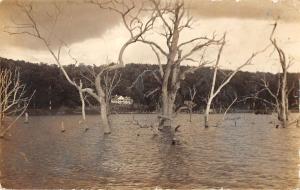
[160,61,173,127]
[0,113,2,129]
[285,96,289,120]
[161,91,172,127]
[270,22,289,128]
[78,87,89,130]
[78,81,86,122]
[204,36,224,128]
[160,68,178,128]
[100,96,111,134]
[96,73,111,134]
[280,71,288,127]
[80,93,86,121]
[160,95,174,128]
[204,100,212,128]
[189,108,192,122]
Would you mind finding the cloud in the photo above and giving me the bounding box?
[1,0,300,73]
[1,0,299,50]
[0,0,121,50]
[188,0,300,21]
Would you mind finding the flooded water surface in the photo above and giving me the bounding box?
[1,114,300,189]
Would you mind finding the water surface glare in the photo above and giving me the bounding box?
[1,114,300,189]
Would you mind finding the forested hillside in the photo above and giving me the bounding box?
[1,57,299,112]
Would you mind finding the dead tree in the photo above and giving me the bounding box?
[176,85,197,122]
[186,86,197,122]
[93,0,222,128]
[0,68,35,138]
[204,33,268,127]
[148,0,222,128]
[103,70,121,115]
[68,54,89,126]
[269,22,290,127]
[6,2,121,134]
[245,22,294,128]
[250,73,292,128]
[84,66,121,117]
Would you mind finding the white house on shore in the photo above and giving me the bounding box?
[111,95,133,105]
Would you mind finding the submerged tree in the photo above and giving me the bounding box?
[204,34,268,127]
[176,85,197,122]
[239,22,293,128]
[269,22,290,127]
[144,0,221,128]
[95,0,222,128]
[257,22,291,127]
[6,2,121,134]
[0,68,35,137]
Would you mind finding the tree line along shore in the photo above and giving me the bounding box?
[1,57,299,115]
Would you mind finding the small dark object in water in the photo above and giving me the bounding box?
[175,125,181,132]
[84,128,89,132]
[61,129,65,133]
[171,137,180,145]
[276,125,279,128]
[137,133,140,137]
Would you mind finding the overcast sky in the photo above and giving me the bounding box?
[0,0,300,73]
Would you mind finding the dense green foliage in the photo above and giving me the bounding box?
[1,57,299,112]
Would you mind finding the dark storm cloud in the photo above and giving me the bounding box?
[0,0,121,49]
[0,0,299,50]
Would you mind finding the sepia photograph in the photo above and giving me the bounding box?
[1,0,300,189]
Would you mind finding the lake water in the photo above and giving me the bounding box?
[1,113,300,189]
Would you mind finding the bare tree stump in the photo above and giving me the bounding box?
[61,121,65,133]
